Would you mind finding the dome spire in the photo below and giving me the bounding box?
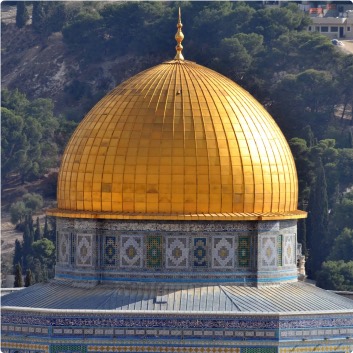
[174,7,184,60]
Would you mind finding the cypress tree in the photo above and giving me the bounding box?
[22,217,34,268]
[16,1,29,29]
[32,2,46,33]
[297,218,307,257]
[25,269,33,287]
[13,239,23,269]
[14,263,23,287]
[306,158,329,278]
[43,216,49,239]
[34,217,41,241]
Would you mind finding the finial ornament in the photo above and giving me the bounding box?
[174,7,184,60]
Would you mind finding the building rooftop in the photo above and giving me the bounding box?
[3,280,353,314]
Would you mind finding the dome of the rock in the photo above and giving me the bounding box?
[4,10,353,353]
[52,59,304,220]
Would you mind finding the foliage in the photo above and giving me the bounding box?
[34,217,42,242]
[10,201,27,225]
[14,263,23,287]
[330,192,353,239]
[31,238,55,270]
[33,2,67,36]
[13,239,22,269]
[1,89,60,184]
[306,158,329,278]
[16,1,29,29]
[328,228,353,262]
[12,216,56,285]
[316,260,353,291]
[25,269,33,287]
[9,193,44,225]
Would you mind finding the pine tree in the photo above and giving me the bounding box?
[14,263,23,287]
[13,239,23,269]
[16,1,29,29]
[25,269,33,287]
[306,158,329,278]
[34,217,42,241]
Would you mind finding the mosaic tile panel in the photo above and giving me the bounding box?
[120,236,143,268]
[70,233,75,265]
[76,234,93,267]
[280,346,352,353]
[283,234,295,266]
[166,236,188,268]
[88,347,240,353]
[0,342,49,353]
[242,349,276,353]
[238,236,250,267]
[147,235,163,268]
[212,237,235,268]
[51,344,87,353]
[277,234,283,267]
[193,237,207,267]
[261,235,277,267]
[103,235,118,266]
[58,232,70,264]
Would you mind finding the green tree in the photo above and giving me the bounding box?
[316,260,353,291]
[22,219,34,268]
[22,193,44,213]
[16,1,29,29]
[13,239,23,269]
[24,269,33,287]
[1,90,60,184]
[330,191,353,239]
[32,238,55,269]
[14,263,23,287]
[34,217,42,242]
[43,216,50,239]
[329,228,353,262]
[10,201,27,225]
[32,2,46,33]
[306,158,329,278]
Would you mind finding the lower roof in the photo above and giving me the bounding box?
[2,280,353,314]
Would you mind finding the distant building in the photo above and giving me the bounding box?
[305,2,353,39]
[2,9,353,353]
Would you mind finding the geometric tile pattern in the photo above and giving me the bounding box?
[87,347,240,353]
[193,238,207,267]
[70,233,75,265]
[103,236,118,266]
[147,235,162,268]
[76,234,93,266]
[212,237,235,268]
[283,234,295,266]
[0,343,48,353]
[242,348,276,353]
[58,232,70,264]
[51,344,87,352]
[238,236,250,267]
[120,236,143,268]
[166,236,188,268]
[277,234,283,267]
[261,235,277,267]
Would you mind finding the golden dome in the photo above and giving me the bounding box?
[49,59,306,221]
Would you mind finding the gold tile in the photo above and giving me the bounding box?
[55,60,302,219]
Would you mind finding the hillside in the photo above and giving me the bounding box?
[1,4,163,121]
